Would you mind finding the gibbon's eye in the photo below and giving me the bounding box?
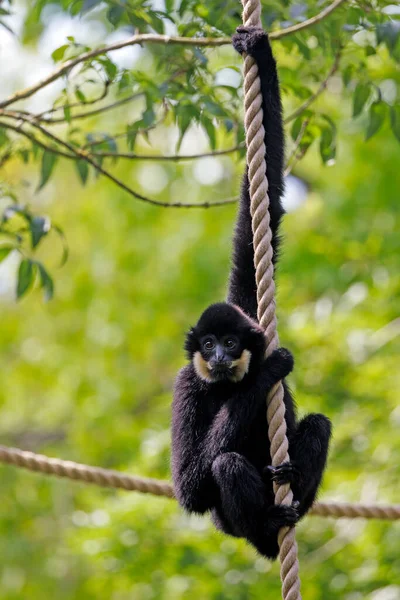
[225,338,237,350]
[203,338,215,351]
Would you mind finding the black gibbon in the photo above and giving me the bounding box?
[171,26,331,559]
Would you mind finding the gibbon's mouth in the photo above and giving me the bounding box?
[193,351,249,384]
[209,363,234,381]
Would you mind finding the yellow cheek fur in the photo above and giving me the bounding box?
[193,350,251,383]
[193,351,214,382]
[229,349,251,382]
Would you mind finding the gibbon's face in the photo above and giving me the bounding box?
[194,332,251,383]
[185,303,265,384]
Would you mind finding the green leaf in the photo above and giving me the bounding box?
[179,0,190,17]
[390,105,400,143]
[51,44,69,62]
[63,104,71,122]
[37,262,54,302]
[99,58,118,81]
[37,151,58,191]
[319,116,337,164]
[342,65,353,88]
[18,149,30,163]
[75,159,89,184]
[142,107,155,128]
[201,117,216,150]
[377,22,400,52]
[30,215,50,248]
[107,5,125,26]
[291,117,303,142]
[176,106,194,151]
[0,247,13,263]
[294,36,311,60]
[224,119,234,133]
[81,0,102,13]
[353,82,371,118]
[53,225,69,267]
[17,259,35,299]
[204,99,226,117]
[0,128,9,147]
[75,88,86,104]
[366,102,386,140]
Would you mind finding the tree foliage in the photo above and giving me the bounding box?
[1,0,400,297]
[0,2,400,598]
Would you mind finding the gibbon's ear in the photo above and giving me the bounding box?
[184,327,199,360]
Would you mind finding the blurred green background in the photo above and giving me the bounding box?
[0,1,400,599]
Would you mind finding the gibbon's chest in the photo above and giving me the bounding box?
[240,401,271,466]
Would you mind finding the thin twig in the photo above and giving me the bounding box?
[39,91,144,124]
[1,111,241,163]
[0,0,348,110]
[36,80,111,119]
[284,118,310,177]
[38,70,184,125]
[274,0,347,40]
[284,50,342,124]
[92,143,244,161]
[0,111,238,208]
[0,120,74,159]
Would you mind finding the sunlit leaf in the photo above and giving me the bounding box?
[353,82,371,117]
[0,246,13,263]
[37,262,54,302]
[107,5,125,26]
[30,215,51,248]
[51,44,69,62]
[75,159,89,184]
[17,258,35,299]
[366,102,387,140]
[201,116,216,150]
[37,151,58,191]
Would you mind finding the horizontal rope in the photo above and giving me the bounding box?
[0,444,399,520]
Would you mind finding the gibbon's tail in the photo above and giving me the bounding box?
[227,29,285,322]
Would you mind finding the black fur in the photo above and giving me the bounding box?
[228,26,285,321]
[171,28,331,560]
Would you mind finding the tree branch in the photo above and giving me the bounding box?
[0,0,347,110]
[284,50,342,124]
[284,118,310,177]
[39,91,144,124]
[0,111,238,209]
[92,143,244,161]
[274,0,347,40]
[0,120,74,158]
[36,88,108,119]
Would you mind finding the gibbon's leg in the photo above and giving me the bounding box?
[267,414,332,516]
[212,452,298,559]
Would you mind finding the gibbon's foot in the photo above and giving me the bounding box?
[265,461,301,486]
[265,347,294,381]
[232,26,268,57]
[251,503,299,559]
[267,503,299,529]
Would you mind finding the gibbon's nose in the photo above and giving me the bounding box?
[211,346,228,367]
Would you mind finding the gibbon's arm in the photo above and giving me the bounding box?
[171,368,219,513]
[228,28,285,322]
[204,349,293,453]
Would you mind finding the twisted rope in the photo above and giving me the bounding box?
[241,1,301,598]
[1,445,399,520]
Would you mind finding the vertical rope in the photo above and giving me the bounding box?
[241,2,302,598]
